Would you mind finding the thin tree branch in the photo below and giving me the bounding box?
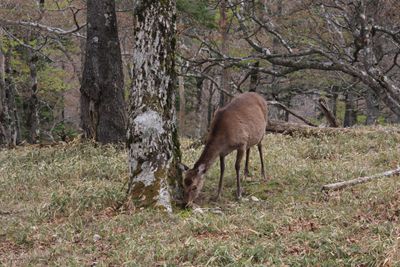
[322,167,400,191]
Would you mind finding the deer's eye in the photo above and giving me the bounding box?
[191,185,197,191]
[184,179,192,186]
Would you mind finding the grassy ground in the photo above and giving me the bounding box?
[1,126,400,266]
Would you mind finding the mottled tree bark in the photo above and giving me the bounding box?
[0,45,19,147]
[127,0,182,212]
[26,52,39,144]
[80,0,126,144]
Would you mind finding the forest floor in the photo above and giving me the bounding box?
[1,125,400,266]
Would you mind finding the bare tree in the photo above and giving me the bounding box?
[187,0,400,121]
[127,0,182,211]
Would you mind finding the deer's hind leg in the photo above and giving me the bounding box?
[257,142,268,180]
[244,148,251,179]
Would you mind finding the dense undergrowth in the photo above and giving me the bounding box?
[1,126,400,266]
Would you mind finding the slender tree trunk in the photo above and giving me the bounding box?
[194,76,204,138]
[344,90,357,127]
[207,82,214,129]
[80,0,126,144]
[365,89,380,125]
[127,0,182,212]
[26,52,39,143]
[0,46,9,146]
[249,61,259,92]
[178,75,185,134]
[0,45,19,147]
[218,0,230,107]
[329,85,338,117]
[5,47,19,144]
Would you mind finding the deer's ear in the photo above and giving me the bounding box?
[178,163,189,172]
[198,164,206,175]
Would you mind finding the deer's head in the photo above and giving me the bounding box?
[182,164,206,206]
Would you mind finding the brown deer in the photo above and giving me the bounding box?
[183,92,268,206]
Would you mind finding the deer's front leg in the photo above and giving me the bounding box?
[213,155,225,201]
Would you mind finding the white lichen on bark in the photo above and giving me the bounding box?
[134,110,165,136]
[156,179,172,212]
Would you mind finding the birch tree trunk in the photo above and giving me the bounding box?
[127,0,182,212]
[80,0,126,144]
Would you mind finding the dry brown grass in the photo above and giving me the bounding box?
[1,126,400,266]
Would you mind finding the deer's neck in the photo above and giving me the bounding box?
[193,140,221,172]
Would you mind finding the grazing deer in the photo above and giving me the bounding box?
[183,92,268,206]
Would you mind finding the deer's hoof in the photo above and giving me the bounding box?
[236,189,243,201]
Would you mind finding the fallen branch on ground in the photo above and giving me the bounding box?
[322,167,400,191]
[265,120,350,136]
[268,101,317,127]
[266,120,400,137]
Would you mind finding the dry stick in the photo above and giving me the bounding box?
[265,120,348,136]
[318,98,339,127]
[322,167,400,191]
[268,101,318,127]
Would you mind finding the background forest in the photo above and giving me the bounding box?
[1,0,400,146]
[1,0,400,266]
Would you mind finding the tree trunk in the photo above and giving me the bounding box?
[194,76,204,138]
[249,61,259,92]
[365,89,380,125]
[0,44,19,147]
[318,98,339,127]
[343,90,357,127]
[26,52,39,144]
[80,0,126,144]
[218,0,230,107]
[207,82,214,129]
[178,75,185,134]
[5,47,20,145]
[328,86,338,117]
[0,45,10,146]
[127,0,182,212]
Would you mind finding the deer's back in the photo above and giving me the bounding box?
[209,92,268,153]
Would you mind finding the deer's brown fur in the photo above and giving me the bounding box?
[183,92,269,205]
